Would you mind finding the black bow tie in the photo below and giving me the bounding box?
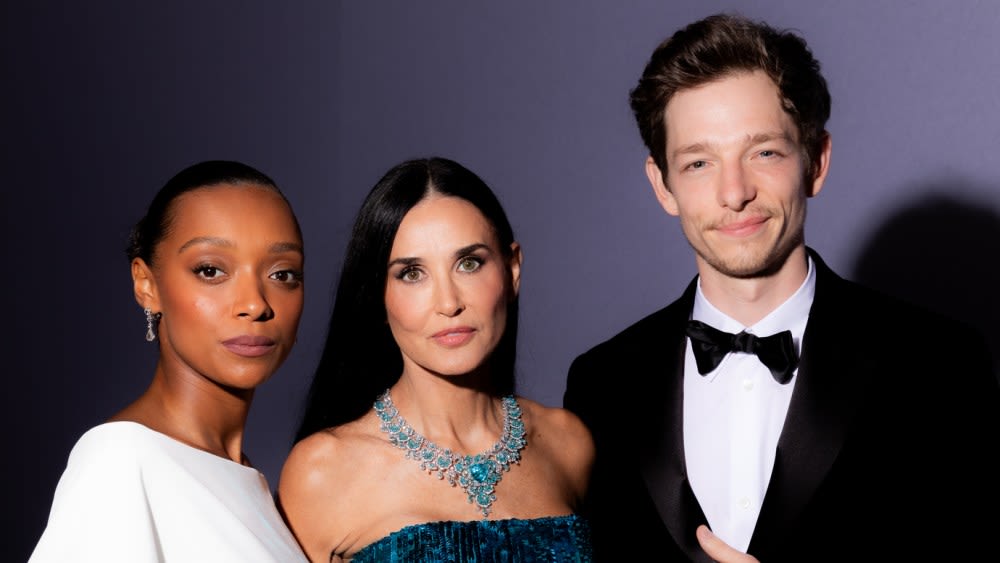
[685,320,798,384]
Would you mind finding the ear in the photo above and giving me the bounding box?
[131,258,160,311]
[645,156,679,216]
[807,132,832,198]
[508,242,523,297]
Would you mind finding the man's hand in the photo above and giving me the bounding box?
[696,525,761,563]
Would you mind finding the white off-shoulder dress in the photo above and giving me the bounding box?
[29,421,307,562]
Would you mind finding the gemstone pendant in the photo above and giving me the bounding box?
[469,460,492,483]
[374,390,527,518]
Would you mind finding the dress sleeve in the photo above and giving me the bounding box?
[28,427,165,563]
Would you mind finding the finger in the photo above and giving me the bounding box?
[696,525,760,563]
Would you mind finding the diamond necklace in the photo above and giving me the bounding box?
[374,389,527,518]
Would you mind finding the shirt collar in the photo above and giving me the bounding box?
[692,255,815,338]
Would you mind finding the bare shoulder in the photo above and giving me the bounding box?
[516,396,594,450]
[280,428,343,489]
[515,396,595,497]
[280,419,378,499]
[278,426,347,525]
[278,418,380,562]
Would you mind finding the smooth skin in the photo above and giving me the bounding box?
[384,195,514,378]
[116,184,305,464]
[697,525,761,563]
[279,195,594,563]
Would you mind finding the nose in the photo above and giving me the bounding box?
[234,275,274,321]
[717,161,756,210]
[434,275,465,318]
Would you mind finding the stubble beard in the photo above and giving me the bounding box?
[692,226,804,280]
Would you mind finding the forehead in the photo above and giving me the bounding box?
[164,183,300,245]
[664,71,795,150]
[391,195,495,253]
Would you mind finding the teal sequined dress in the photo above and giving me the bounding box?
[350,514,593,563]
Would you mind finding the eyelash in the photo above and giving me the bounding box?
[193,264,224,280]
[192,264,304,287]
[394,266,421,282]
[270,269,304,286]
[458,256,484,272]
[682,148,782,171]
[394,256,486,282]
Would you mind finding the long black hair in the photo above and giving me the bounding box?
[294,157,519,442]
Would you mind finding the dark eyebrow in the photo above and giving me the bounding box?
[454,243,490,258]
[270,241,304,255]
[178,236,232,254]
[177,237,303,255]
[748,131,794,145]
[670,141,710,162]
[670,131,794,162]
[387,256,419,268]
[387,243,492,268]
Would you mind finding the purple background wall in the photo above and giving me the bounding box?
[5,2,998,560]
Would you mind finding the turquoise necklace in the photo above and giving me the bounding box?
[374,389,527,518]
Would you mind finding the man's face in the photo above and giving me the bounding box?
[647,70,829,280]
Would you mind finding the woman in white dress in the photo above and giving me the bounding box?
[29,160,309,562]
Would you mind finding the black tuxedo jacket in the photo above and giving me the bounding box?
[564,249,1000,562]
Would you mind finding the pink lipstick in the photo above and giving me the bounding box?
[222,335,276,357]
[432,326,475,347]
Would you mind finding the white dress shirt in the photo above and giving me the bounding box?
[683,257,815,552]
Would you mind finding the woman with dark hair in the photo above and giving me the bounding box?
[30,160,309,562]
[279,157,594,562]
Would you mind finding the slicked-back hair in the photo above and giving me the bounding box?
[126,160,298,266]
[294,157,519,442]
[629,12,831,182]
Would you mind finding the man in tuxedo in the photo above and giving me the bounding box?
[563,13,1000,562]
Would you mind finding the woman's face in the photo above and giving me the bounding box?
[384,194,520,379]
[137,183,304,391]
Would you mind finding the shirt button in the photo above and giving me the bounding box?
[738,497,751,510]
[742,378,754,391]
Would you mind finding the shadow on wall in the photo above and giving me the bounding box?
[850,190,1000,382]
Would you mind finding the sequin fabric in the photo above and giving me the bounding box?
[350,514,593,563]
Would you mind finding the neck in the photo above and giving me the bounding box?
[696,246,810,326]
[110,364,253,465]
[388,375,505,455]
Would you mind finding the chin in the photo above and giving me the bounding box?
[426,356,493,379]
[701,246,781,279]
[435,364,485,378]
[218,368,277,391]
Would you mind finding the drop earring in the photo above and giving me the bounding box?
[144,307,161,342]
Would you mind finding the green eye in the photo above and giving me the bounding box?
[397,267,423,282]
[458,257,482,272]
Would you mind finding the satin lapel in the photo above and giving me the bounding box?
[750,250,867,550]
[637,280,713,562]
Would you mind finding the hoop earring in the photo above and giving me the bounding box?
[144,307,161,342]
